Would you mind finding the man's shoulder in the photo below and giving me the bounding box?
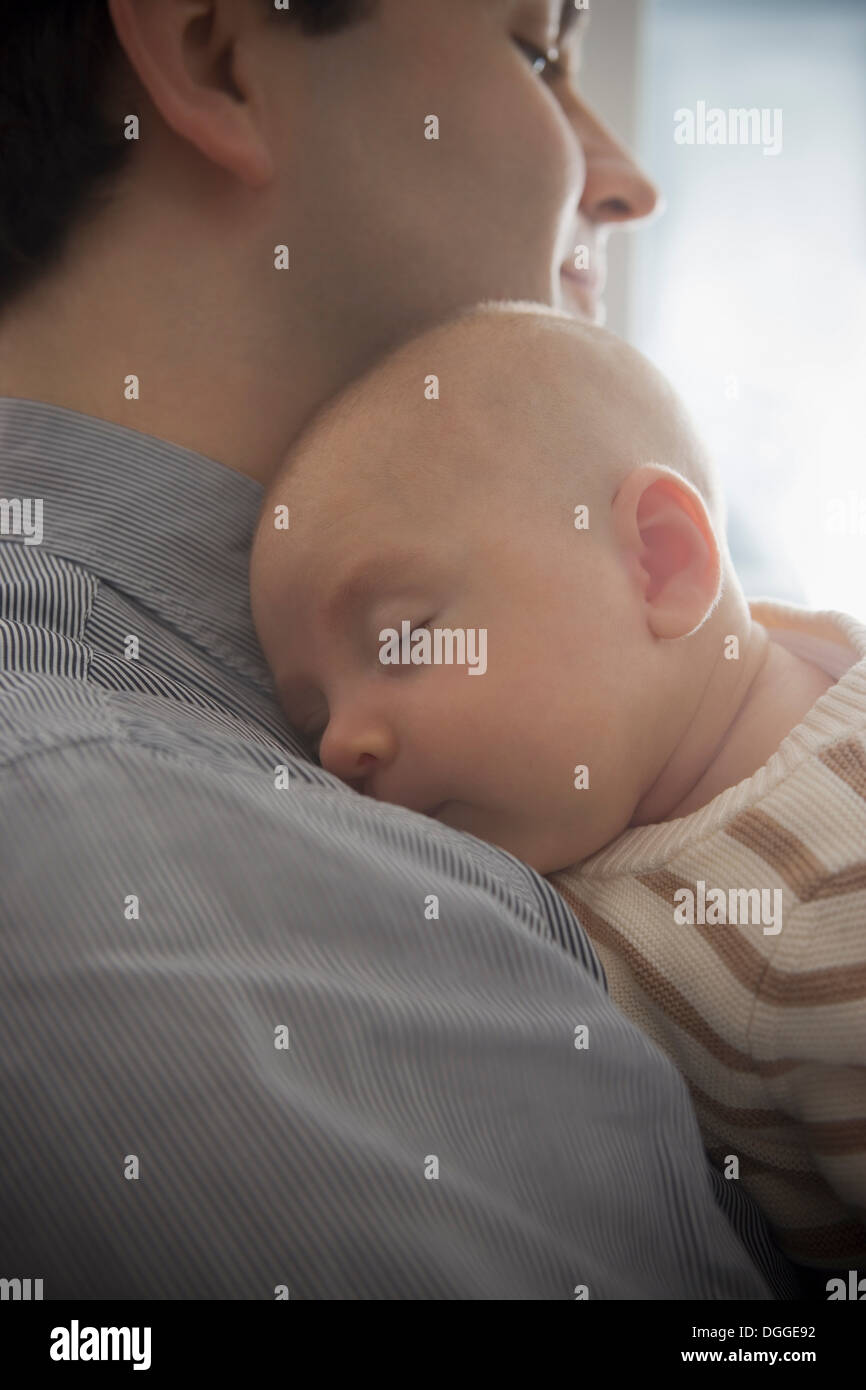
[0,663,580,944]
[0,662,297,791]
[0,666,119,769]
[0,535,299,775]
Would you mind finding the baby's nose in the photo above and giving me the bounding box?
[318,717,396,790]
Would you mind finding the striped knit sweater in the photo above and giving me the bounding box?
[551,600,866,1269]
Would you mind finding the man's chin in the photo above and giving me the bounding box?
[559,276,605,324]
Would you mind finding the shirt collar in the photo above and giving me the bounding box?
[0,397,273,692]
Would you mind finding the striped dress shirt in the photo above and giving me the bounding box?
[0,397,800,1299]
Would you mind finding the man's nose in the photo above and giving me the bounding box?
[565,94,661,227]
[317,714,396,791]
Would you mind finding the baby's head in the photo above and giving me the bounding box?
[251,303,746,874]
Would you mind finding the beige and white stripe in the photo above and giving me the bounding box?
[552,603,866,1269]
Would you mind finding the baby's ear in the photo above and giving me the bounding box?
[611,465,722,639]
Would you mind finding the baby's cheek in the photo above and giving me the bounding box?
[248,549,282,646]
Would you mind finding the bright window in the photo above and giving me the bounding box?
[631,0,866,619]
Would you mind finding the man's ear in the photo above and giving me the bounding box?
[611,465,722,639]
[108,0,276,187]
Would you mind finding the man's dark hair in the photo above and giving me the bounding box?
[0,1,373,315]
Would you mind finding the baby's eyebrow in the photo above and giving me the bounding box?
[323,552,428,623]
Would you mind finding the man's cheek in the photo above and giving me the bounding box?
[493,75,583,213]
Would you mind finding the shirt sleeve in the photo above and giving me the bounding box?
[0,733,777,1299]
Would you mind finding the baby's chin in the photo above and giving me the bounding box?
[431,801,574,876]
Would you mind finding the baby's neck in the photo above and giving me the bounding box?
[630,620,836,827]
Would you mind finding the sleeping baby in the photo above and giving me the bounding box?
[249,301,866,1271]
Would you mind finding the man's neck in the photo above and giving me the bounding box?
[0,213,371,488]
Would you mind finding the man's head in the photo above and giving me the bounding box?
[250,303,737,873]
[0,1,370,313]
[0,0,578,335]
[0,1,658,332]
